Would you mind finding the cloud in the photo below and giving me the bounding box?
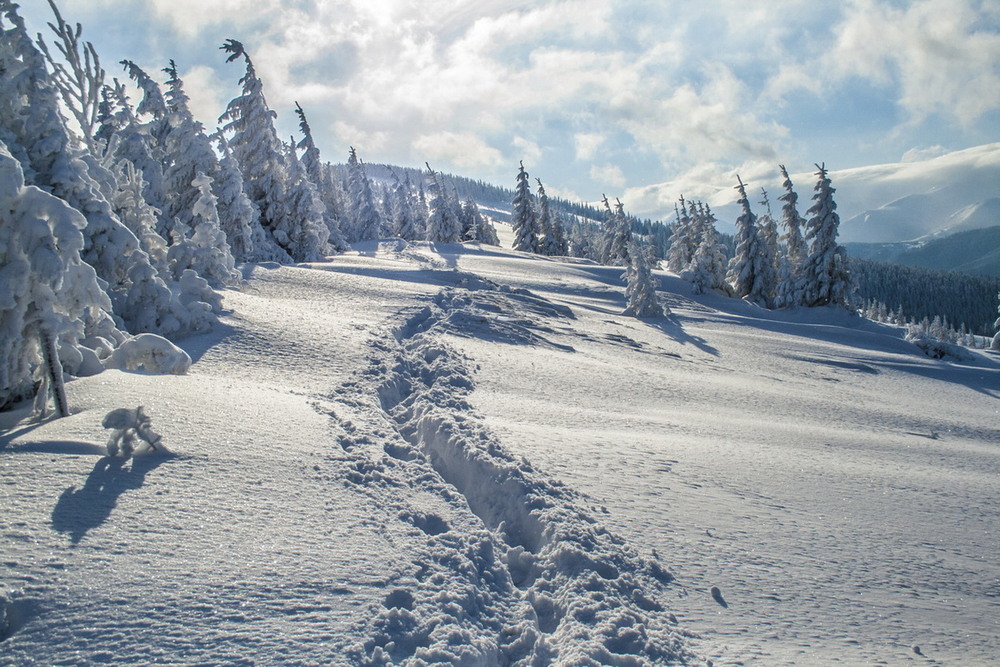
[900,145,948,163]
[412,131,505,169]
[178,65,227,127]
[832,0,1000,126]
[574,133,605,161]
[513,137,542,165]
[590,164,626,189]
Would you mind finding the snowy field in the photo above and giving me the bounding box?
[2,230,999,665]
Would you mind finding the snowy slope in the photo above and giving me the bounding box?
[3,235,999,665]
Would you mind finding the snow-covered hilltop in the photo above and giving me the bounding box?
[3,236,999,665]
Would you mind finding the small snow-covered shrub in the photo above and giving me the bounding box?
[104,333,191,374]
[102,406,163,457]
[905,327,974,361]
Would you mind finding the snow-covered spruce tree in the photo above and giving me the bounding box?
[166,172,242,288]
[623,238,665,318]
[344,147,382,242]
[391,174,422,240]
[467,197,500,246]
[800,163,851,308]
[424,163,462,243]
[295,102,347,251]
[457,195,477,241]
[681,202,728,295]
[282,140,331,260]
[758,188,780,278]
[774,165,807,308]
[211,131,285,262]
[666,197,697,273]
[727,176,776,307]
[110,159,170,275]
[219,39,326,262]
[536,179,568,256]
[511,161,540,253]
[0,3,195,336]
[0,141,121,411]
[607,198,633,266]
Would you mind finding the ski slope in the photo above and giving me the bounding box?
[2,232,998,665]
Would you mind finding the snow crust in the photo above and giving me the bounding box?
[2,236,998,665]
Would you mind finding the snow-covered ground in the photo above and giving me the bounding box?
[2,231,998,665]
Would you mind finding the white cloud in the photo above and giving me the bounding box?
[574,133,605,162]
[412,131,505,170]
[513,137,542,165]
[590,164,626,189]
[832,0,1000,126]
[179,65,227,128]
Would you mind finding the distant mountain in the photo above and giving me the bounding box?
[895,225,1000,277]
[835,144,1000,243]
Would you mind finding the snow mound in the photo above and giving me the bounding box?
[103,333,192,374]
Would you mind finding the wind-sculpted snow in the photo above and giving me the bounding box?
[335,276,696,664]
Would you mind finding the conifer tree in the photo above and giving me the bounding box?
[424,163,462,243]
[166,172,242,288]
[390,174,421,240]
[727,176,776,307]
[991,292,1000,350]
[681,202,728,294]
[219,39,326,261]
[800,163,851,308]
[666,196,697,273]
[345,147,382,242]
[0,141,117,410]
[623,237,665,318]
[0,3,192,336]
[282,140,331,260]
[295,102,347,251]
[511,161,540,253]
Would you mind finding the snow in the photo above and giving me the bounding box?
[3,234,999,664]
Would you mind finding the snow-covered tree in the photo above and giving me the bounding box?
[0,3,194,336]
[774,165,808,308]
[681,202,728,295]
[0,141,117,411]
[511,161,540,253]
[389,174,422,240]
[536,179,568,256]
[344,146,382,242]
[219,39,325,261]
[467,197,500,246]
[727,176,776,307]
[211,131,283,263]
[666,197,697,273]
[604,197,632,267]
[623,238,665,318]
[295,102,346,251]
[110,160,169,275]
[424,163,462,243]
[166,172,242,288]
[281,141,330,261]
[800,164,851,308]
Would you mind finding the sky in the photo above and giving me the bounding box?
[17,0,1000,221]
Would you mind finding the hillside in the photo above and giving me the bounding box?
[2,230,999,665]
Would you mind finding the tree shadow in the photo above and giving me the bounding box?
[644,314,721,357]
[51,454,168,545]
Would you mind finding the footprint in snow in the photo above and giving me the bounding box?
[710,586,728,608]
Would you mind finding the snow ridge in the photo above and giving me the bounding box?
[345,275,696,664]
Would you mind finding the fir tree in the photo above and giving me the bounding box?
[424,163,462,243]
[991,292,1000,350]
[800,163,850,308]
[666,196,697,273]
[295,102,346,251]
[0,141,116,410]
[345,147,382,242]
[623,237,665,318]
[219,39,325,261]
[681,202,729,295]
[727,176,776,307]
[511,161,540,253]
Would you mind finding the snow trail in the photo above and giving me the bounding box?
[335,274,696,664]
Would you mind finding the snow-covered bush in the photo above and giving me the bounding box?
[905,326,974,361]
[103,406,163,457]
[104,333,191,374]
